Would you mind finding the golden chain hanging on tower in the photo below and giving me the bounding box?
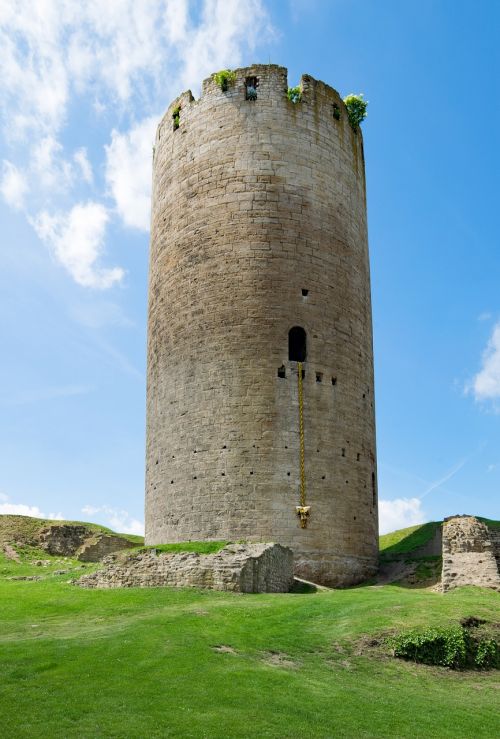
[296,361,310,528]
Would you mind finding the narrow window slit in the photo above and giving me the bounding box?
[316,372,323,383]
[302,288,309,297]
[277,365,286,379]
[289,326,306,362]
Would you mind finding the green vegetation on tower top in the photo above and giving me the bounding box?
[343,93,368,130]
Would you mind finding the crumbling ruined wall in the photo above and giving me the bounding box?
[77,534,136,562]
[441,516,500,592]
[39,525,89,556]
[145,65,378,587]
[76,543,294,593]
[38,524,136,561]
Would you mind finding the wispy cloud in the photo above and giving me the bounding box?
[467,321,500,408]
[105,116,157,231]
[32,203,124,289]
[418,457,468,499]
[0,0,274,289]
[1,160,28,210]
[0,384,92,406]
[81,504,144,536]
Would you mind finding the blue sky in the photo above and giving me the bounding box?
[0,0,499,535]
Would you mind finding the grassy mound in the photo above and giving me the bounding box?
[138,541,228,555]
[0,514,144,546]
[379,521,441,557]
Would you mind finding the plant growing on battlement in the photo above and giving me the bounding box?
[212,69,236,92]
[343,93,368,131]
[172,105,181,130]
[287,86,302,104]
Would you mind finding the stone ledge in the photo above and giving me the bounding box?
[75,542,294,593]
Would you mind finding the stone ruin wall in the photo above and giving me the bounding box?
[77,543,294,594]
[38,525,136,561]
[441,516,500,592]
[145,65,378,587]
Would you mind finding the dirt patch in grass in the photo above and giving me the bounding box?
[261,651,299,669]
[212,644,237,654]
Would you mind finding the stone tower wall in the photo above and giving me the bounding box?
[146,65,378,586]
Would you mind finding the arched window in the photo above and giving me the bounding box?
[288,326,307,362]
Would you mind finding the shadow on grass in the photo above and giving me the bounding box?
[380,522,441,558]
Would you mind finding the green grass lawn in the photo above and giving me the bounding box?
[0,553,499,738]
[379,521,441,557]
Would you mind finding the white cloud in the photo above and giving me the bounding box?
[0,502,46,517]
[81,504,144,536]
[0,1,272,139]
[105,116,156,231]
[0,0,274,287]
[74,147,93,184]
[378,497,426,535]
[31,135,74,190]
[177,0,274,93]
[468,321,500,404]
[0,494,64,520]
[0,384,92,406]
[32,202,124,289]
[81,505,100,515]
[1,160,28,209]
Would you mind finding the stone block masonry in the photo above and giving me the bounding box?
[76,543,294,593]
[146,65,378,587]
[441,516,500,592]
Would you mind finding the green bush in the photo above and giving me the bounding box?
[343,93,368,130]
[172,105,181,130]
[391,625,468,668]
[391,625,499,670]
[474,638,499,669]
[287,86,302,104]
[212,69,236,91]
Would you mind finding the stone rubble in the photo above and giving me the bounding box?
[76,542,294,593]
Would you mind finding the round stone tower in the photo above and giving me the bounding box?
[145,65,378,586]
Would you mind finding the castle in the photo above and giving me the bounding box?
[145,65,378,586]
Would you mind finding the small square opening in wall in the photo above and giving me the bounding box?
[316,372,323,383]
[277,365,286,379]
[245,77,258,100]
[301,288,309,297]
[331,377,337,386]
